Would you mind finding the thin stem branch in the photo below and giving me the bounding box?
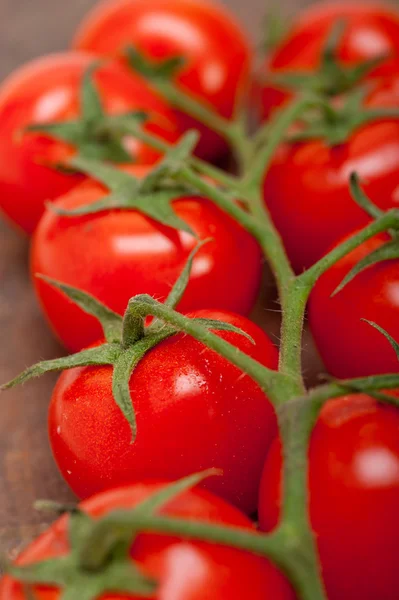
[245,187,295,290]
[155,80,233,140]
[300,209,399,288]
[128,295,287,404]
[108,117,239,190]
[148,80,255,173]
[245,95,314,189]
[137,516,281,558]
[306,374,399,407]
[177,165,258,232]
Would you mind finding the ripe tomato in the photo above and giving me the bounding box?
[0,481,294,600]
[0,52,178,235]
[31,167,262,352]
[259,2,399,118]
[259,394,399,600]
[72,0,252,160]
[264,76,399,273]
[309,234,399,378]
[48,310,278,514]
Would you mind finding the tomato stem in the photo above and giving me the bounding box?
[300,208,399,289]
[121,310,145,348]
[243,95,314,189]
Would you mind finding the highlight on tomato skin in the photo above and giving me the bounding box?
[259,393,399,600]
[48,309,279,515]
[31,166,262,353]
[0,52,179,235]
[309,234,399,379]
[257,1,399,119]
[72,0,253,161]
[0,482,295,600]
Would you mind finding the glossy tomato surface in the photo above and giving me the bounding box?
[0,482,294,600]
[259,2,399,118]
[31,168,262,352]
[259,394,399,600]
[49,310,278,514]
[0,52,178,234]
[73,0,252,160]
[309,235,399,378]
[264,76,399,273]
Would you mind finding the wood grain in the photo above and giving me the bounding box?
[0,0,317,557]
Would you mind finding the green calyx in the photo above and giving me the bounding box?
[1,241,255,441]
[25,63,149,164]
[270,20,386,100]
[126,46,186,82]
[266,21,399,147]
[290,85,399,146]
[8,470,220,600]
[50,130,204,236]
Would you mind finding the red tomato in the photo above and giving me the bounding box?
[309,234,399,378]
[31,167,262,352]
[72,0,252,160]
[0,52,178,235]
[259,2,399,118]
[259,394,399,600]
[264,76,399,273]
[0,481,294,600]
[48,310,278,514]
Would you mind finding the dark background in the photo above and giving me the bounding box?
[0,0,314,558]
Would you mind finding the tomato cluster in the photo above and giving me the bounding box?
[2,1,399,599]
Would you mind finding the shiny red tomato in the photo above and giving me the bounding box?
[49,310,278,514]
[31,167,262,352]
[72,0,252,160]
[0,52,178,235]
[259,394,399,600]
[264,76,399,273]
[309,235,399,378]
[0,481,294,600]
[259,2,399,118]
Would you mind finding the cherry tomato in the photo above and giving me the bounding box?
[259,394,399,600]
[72,0,252,161]
[0,481,294,600]
[31,167,262,352]
[0,52,178,235]
[264,76,399,273]
[309,234,399,378]
[259,2,399,118]
[48,310,278,514]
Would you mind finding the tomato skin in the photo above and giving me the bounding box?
[259,394,399,600]
[72,0,252,160]
[0,53,178,235]
[31,168,262,352]
[263,77,399,273]
[0,482,295,600]
[259,2,399,118]
[48,310,278,514]
[309,235,399,378]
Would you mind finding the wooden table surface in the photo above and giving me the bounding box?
[0,0,316,559]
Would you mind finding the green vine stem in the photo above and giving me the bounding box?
[80,506,326,600]
[273,399,329,599]
[300,208,399,287]
[244,95,314,190]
